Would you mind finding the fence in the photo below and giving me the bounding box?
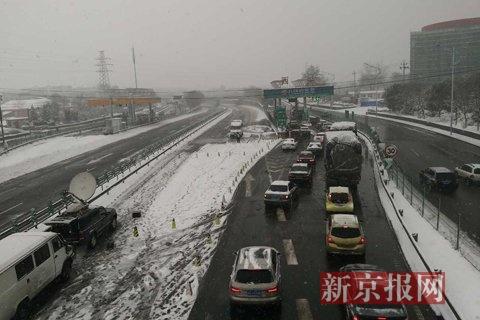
[0,110,226,240]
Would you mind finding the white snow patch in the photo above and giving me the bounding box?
[0,109,209,184]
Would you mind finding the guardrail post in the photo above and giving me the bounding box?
[436,197,441,230]
[421,186,425,217]
[456,213,461,250]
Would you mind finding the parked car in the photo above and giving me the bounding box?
[45,205,117,249]
[281,138,298,151]
[419,167,458,192]
[325,186,354,213]
[306,142,323,157]
[326,214,365,256]
[229,246,281,312]
[288,163,313,187]
[264,180,298,210]
[0,232,75,320]
[339,264,409,320]
[297,150,316,166]
[455,163,480,185]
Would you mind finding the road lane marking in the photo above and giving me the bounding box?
[87,153,113,165]
[276,208,287,221]
[0,202,23,215]
[296,299,313,320]
[410,148,421,158]
[282,239,298,265]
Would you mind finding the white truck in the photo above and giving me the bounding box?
[0,232,75,320]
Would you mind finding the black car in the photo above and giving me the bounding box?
[340,264,409,320]
[45,205,117,249]
[419,167,458,192]
[288,163,313,187]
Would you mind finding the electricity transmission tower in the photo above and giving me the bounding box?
[96,50,113,90]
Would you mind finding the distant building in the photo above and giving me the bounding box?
[1,98,50,128]
[348,90,384,107]
[410,17,480,83]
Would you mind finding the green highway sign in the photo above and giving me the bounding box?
[263,86,334,99]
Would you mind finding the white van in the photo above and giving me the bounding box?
[0,232,75,320]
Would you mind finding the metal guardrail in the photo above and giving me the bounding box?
[0,110,226,240]
[359,129,462,320]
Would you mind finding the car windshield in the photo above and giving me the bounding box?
[235,269,273,284]
[291,166,308,172]
[270,185,288,192]
[331,193,349,204]
[331,227,360,238]
[436,172,455,180]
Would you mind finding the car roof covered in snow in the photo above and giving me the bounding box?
[236,246,276,270]
[0,232,57,274]
[271,180,289,186]
[329,186,350,194]
[299,151,313,156]
[292,163,309,168]
[429,167,454,173]
[464,163,480,169]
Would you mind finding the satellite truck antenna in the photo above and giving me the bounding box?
[62,172,97,213]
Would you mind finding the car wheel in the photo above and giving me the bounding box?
[110,216,118,231]
[88,233,97,249]
[60,259,72,282]
[16,299,30,320]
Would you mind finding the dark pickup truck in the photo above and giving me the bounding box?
[288,163,313,187]
[45,205,117,249]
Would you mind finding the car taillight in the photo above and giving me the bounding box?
[359,236,366,244]
[266,286,278,294]
[229,286,241,294]
[282,195,289,200]
[327,236,334,243]
[309,159,314,163]
[327,194,332,202]
[377,317,387,320]
[352,315,359,320]
[348,194,353,202]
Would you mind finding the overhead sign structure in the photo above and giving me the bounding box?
[263,85,334,99]
[87,97,161,107]
[384,144,398,158]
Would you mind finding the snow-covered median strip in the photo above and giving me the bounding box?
[0,109,209,184]
[361,131,480,320]
[38,135,279,320]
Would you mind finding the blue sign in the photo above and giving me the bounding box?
[263,86,334,99]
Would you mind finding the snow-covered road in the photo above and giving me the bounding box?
[37,137,278,320]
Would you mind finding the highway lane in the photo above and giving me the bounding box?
[189,139,435,320]
[311,109,480,246]
[0,108,222,227]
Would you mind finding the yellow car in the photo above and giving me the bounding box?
[325,186,354,213]
[326,214,366,256]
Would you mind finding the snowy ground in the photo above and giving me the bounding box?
[0,109,209,184]
[36,135,279,320]
[361,132,480,320]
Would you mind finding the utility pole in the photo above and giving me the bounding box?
[450,47,456,135]
[399,61,409,81]
[0,95,5,147]
[352,71,357,102]
[132,46,138,89]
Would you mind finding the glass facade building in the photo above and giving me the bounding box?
[410,18,480,83]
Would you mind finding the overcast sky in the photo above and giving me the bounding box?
[0,0,479,91]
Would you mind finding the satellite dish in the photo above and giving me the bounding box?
[69,172,97,202]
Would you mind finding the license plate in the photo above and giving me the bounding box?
[246,290,262,297]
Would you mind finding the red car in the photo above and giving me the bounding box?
[297,151,316,166]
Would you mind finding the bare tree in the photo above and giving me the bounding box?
[360,63,388,90]
[301,65,327,87]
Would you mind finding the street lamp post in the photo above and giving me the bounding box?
[450,47,456,135]
[0,95,5,147]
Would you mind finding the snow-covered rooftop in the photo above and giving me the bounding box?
[330,121,356,131]
[1,98,50,111]
[329,186,350,194]
[271,180,289,186]
[325,130,360,145]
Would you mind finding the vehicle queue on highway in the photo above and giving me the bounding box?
[228,121,410,320]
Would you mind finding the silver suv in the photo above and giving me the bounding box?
[229,246,281,312]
